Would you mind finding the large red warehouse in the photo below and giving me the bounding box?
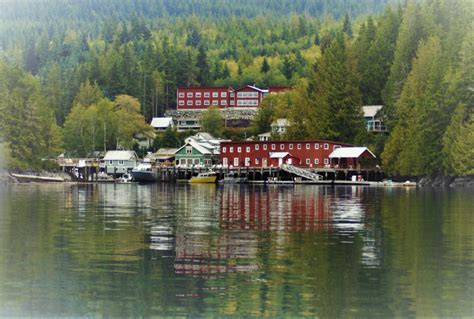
[220,140,354,169]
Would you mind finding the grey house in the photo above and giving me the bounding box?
[103,151,138,175]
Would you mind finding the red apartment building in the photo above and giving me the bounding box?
[220,140,353,168]
[176,85,291,110]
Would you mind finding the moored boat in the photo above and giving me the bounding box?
[131,162,158,183]
[10,173,64,183]
[220,172,247,184]
[190,171,217,184]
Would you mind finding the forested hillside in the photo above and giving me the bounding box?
[0,0,472,177]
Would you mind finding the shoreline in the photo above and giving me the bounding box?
[1,168,473,188]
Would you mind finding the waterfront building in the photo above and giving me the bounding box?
[146,148,178,166]
[175,132,227,167]
[220,140,354,168]
[103,150,139,175]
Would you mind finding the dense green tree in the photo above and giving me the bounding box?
[362,7,401,105]
[442,29,474,175]
[382,37,448,176]
[342,13,352,38]
[382,1,428,124]
[354,16,378,104]
[0,62,62,167]
[200,106,224,137]
[305,32,364,143]
[261,57,270,74]
[443,104,474,176]
[196,45,211,86]
[73,80,104,107]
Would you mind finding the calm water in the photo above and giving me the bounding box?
[0,183,472,317]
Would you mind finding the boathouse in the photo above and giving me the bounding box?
[328,147,376,169]
[220,140,353,168]
[103,150,138,175]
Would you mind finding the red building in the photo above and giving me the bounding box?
[176,85,291,110]
[220,140,353,168]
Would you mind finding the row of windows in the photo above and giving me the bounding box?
[222,157,330,167]
[179,92,228,98]
[222,143,335,153]
[179,100,227,106]
[237,99,259,106]
[237,92,259,98]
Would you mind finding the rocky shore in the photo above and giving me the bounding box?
[417,175,474,188]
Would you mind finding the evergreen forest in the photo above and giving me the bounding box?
[0,0,472,177]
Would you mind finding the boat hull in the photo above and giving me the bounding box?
[189,176,217,184]
[131,171,158,183]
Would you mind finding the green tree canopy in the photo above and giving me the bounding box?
[200,106,224,137]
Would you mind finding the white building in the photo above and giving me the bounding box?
[150,117,174,131]
[103,150,138,175]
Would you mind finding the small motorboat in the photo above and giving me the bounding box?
[221,172,248,184]
[190,171,217,184]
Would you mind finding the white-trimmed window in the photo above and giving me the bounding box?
[245,157,250,167]
[306,159,310,165]
[109,160,113,165]
[233,157,239,167]
[237,147,242,153]
[230,147,234,153]
[280,144,285,150]
[255,157,259,165]
[255,144,259,151]
[315,143,319,150]
[223,158,228,166]
[297,144,301,150]
[314,158,319,165]
[187,100,193,105]
[306,143,310,150]
[221,92,227,98]
[230,100,235,106]
[212,100,218,105]
[204,100,210,105]
[187,92,193,98]
[324,158,329,165]
[246,146,250,153]
[271,144,275,150]
[324,143,329,150]
[230,92,235,97]
[263,144,267,150]
[179,101,184,106]
[204,92,210,98]
[195,92,202,98]
[196,100,201,106]
[289,144,293,150]
[221,100,227,106]
[178,92,184,98]
[212,92,219,98]
[222,147,227,153]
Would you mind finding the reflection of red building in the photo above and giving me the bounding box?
[220,186,332,232]
[220,140,352,168]
[176,85,291,110]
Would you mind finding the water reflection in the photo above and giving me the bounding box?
[0,184,472,317]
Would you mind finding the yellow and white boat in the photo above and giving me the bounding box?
[189,171,217,184]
